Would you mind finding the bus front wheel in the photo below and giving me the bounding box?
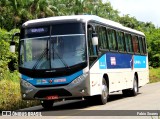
[41,100,54,109]
[97,78,109,105]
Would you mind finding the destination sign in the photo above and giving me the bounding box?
[26,27,48,34]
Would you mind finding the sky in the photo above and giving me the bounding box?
[104,0,160,27]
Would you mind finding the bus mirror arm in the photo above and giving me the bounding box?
[98,50,102,56]
[10,32,20,53]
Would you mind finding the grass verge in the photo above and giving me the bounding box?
[0,72,40,111]
[149,67,160,83]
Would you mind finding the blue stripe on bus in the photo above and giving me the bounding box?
[134,55,146,68]
[98,53,147,69]
[22,70,83,86]
[99,54,107,69]
[106,53,132,69]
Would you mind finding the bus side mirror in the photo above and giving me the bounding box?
[10,41,16,53]
[10,32,20,53]
[92,33,98,46]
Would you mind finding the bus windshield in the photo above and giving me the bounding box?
[19,22,86,70]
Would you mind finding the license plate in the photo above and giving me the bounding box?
[46,95,58,100]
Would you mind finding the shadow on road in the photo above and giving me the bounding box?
[22,92,141,112]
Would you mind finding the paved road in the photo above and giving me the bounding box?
[2,82,160,119]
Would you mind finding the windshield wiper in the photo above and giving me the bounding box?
[52,47,70,69]
[32,48,48,69]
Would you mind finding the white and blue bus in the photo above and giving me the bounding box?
[11,15,149,109]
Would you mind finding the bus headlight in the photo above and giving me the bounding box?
[21,79,32,88]
[71,73,88,84]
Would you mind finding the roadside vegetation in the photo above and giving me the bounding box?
[0,0,160,111]
[0,75,40,110]
[149,67,160,83]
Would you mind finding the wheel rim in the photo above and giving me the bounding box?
[102,80,108,99]
[134,80,138,93]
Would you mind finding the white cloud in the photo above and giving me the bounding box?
[104,0,160,27]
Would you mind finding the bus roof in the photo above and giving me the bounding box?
[23,15,145,36]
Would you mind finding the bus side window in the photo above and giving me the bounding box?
[142,37,147,54]
[20,41,25,64]
[107,29,117,51]
[87,26,94,56]
[138,37,144,54]
[132,35,139,53]
[117,31,125,52]
[96,26,108,50]
[124,33,133,53]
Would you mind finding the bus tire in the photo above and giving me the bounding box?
[41,100,54,109]
[97,78,109,105]
[131,75,138,96]
[122,75,138,97]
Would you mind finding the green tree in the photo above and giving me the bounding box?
[97,1,119,21]
[0,28,19,80]
[145,28,160,67]
[118,14,139,29]
[0,0,160,69]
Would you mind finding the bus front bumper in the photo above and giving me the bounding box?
[20,77,90,100]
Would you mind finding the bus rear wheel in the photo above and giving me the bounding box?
[41,100,54,109]
[131,75,138,96]
[122,75,138,96]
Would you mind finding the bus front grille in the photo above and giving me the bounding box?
[34,89,72,98]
